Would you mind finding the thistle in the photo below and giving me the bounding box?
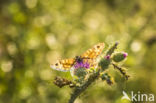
[113,52,128,62]
[52,42,130,103]
[98,55,111,71]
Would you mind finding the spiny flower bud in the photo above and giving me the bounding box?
[105,55,110,60]
[112,52,128,62]
[53,76,75,88]
[74,68,87,78]
[101,73,108,80]
[100,73,114,85]
[98,55,111,71]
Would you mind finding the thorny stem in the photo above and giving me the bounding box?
[106,42,118,56]
[68,70,100,103]
[112,63,130,80]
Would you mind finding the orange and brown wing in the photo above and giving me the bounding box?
[50,58,75,72]
[81,43,104,59]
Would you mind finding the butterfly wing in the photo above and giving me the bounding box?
[50,58,75,72]
[81,43,104,68]
[81,43,104,59]
[51,43,104,71]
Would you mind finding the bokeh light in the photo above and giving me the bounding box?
[0,0,156,103]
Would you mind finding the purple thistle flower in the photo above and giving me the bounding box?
[74,64,79,69]
[74,61,90,69]
[74,63,79,69]
[83,62,90,69]
[104,55,110,60]
[123,52,128,58]
[79,62,84,67]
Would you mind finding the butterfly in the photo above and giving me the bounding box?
[50,43,105,72]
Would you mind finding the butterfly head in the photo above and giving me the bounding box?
[75,56,83,63]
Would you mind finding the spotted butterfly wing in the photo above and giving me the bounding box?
[50,58,75,72]
[81,43,105,68]
[81,43,104,59]
[50,43,104,71]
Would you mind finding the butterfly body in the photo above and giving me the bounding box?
[75,56,83,63]
[50,43,104,72]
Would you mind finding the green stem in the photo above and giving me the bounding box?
[68,70,100,103]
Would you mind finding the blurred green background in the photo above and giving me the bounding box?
[0,0,156,103]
